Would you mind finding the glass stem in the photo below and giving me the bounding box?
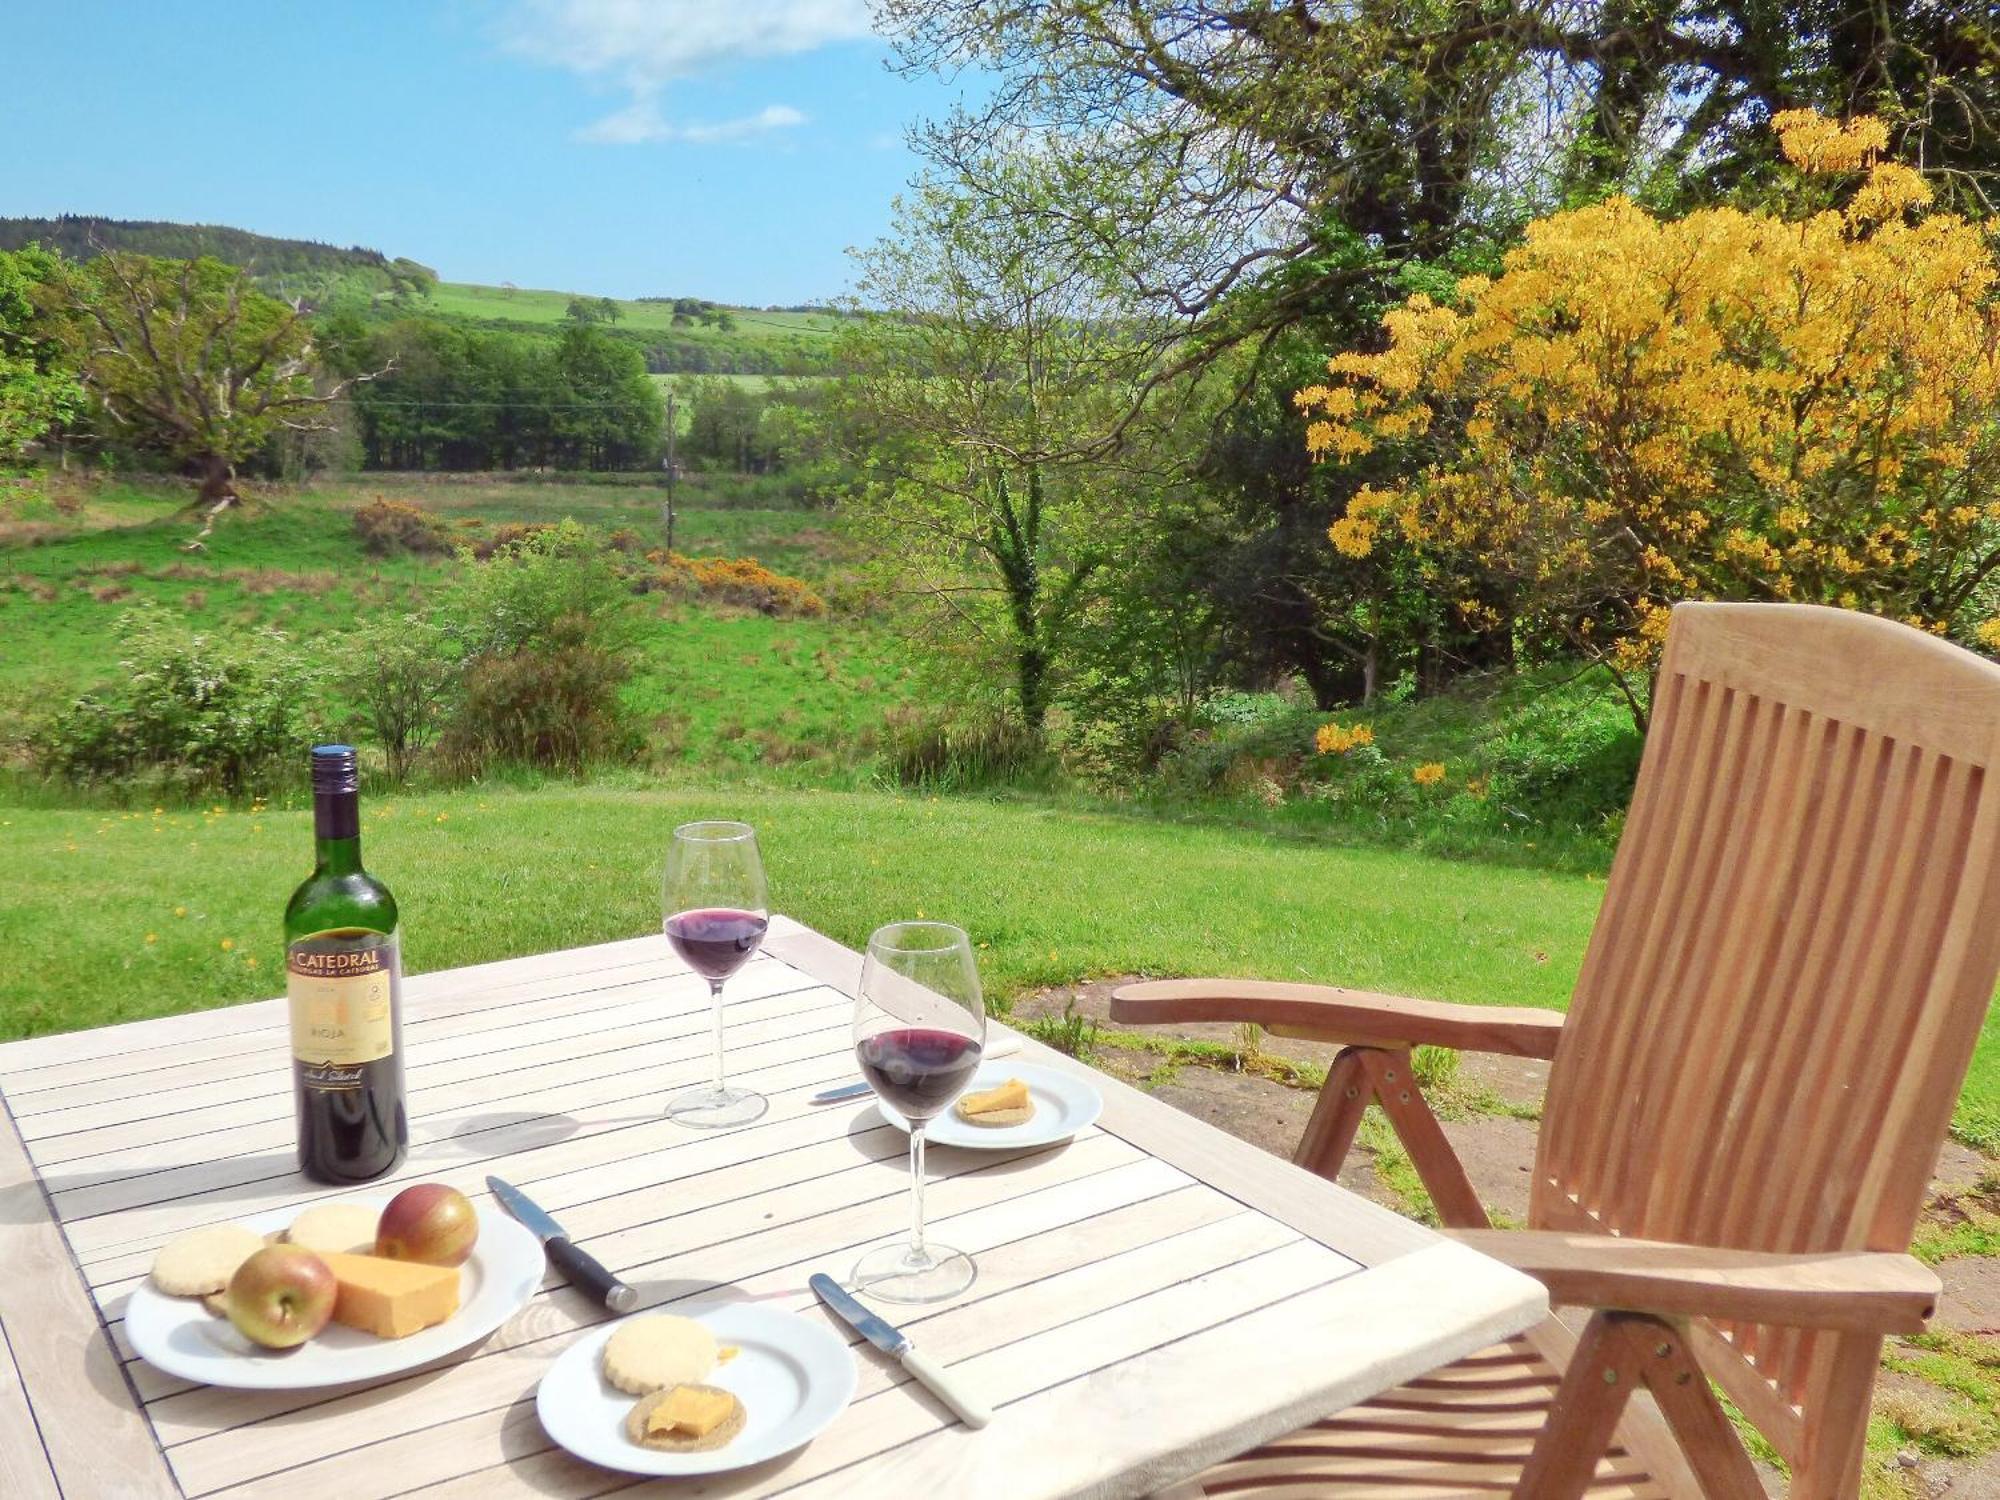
[709,979,726,1095]
[908,1125,928,1262]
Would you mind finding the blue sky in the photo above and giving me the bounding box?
[3,1,971,304]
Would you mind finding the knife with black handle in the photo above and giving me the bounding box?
[489,1175,639,1313]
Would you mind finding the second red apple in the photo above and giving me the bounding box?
[376,1183,479,1267]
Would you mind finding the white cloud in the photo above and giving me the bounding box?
[579,101,809,146]
[502,0,872,144]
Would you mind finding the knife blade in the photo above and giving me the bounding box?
[488,1176,639,1313]
[810,1036,1024,1105]
[809,1273,991,1428]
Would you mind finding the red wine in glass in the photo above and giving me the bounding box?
[663,821,769,1130]
[851,920,986,1303]
[665,907,768,981]
[856,1028,983,1120]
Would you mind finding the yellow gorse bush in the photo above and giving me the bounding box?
[1297,110,2000,684]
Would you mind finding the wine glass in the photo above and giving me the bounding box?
[850,921,987,1302]
[663,821,770,1130]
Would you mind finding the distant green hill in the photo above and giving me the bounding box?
[424,282,847,376]
[0,216,435,299]
[0,214,850,375]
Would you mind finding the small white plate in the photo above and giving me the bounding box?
[125,1197,543,1390]
[878,1060,1102,1150]
[537,1303,856,1476]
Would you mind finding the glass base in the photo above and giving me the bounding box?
[666,1084,768,1130]
[850,1240,977,1304]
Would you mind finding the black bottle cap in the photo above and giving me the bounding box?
[311,744,360,795]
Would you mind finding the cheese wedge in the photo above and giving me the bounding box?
[645,1384,738,1440]
[959,1079,1030,1116]
[319,1250,460,1339]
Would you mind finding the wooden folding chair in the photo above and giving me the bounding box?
[1115,603,2000,1497]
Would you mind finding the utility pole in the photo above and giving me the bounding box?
[661,390,677,554]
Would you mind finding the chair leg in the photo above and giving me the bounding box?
[1520,1312,1768,1500]
[1624,1317,1764,1500]
[1360,1047,1489,1228]
[1292,1047,1371,1180]
[1516,1310,1643,1499]
[1794,1332,1885,1499]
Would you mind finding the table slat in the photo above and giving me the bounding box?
[0,1316,64,1500]
[0,1098,177,1497]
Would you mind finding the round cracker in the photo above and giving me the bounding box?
[286,1202,381,1256]
[151,1224,266,1297]
[955,1101,1036,1128]
[602,1314,718,1395]
[625,1386,746,1453]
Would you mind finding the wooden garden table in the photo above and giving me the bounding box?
[0,915,1546,1499]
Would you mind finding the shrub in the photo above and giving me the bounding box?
[353,498,452,556]
[1195,691,1298,732]
[451,520,634,657]
[30,604,325,792]
[1485,688,1642,822]
[644,550,826,618]
[436,618,638,775]
[1300,109,2000,715]
[469,521,556,561]
[338,614,457,781]
[1158,698,1323,795]
[436,522,639,774]
[883,710,1049,790]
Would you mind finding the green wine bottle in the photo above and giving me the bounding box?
[284,745,407,1183]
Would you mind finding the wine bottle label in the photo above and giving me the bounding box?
[288,934,399,1087]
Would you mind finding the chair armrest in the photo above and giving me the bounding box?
[1108,979,1566,1060]
[1447,1229,1939,1335]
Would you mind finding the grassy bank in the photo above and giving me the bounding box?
[3,782,1994,1148]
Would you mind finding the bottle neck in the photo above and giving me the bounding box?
[314,791,363,876]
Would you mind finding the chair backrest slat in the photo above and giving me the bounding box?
[1532,603,2000,1444]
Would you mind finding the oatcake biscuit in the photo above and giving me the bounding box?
[286,1202,381,1256]
[955,1079,1036,1128]
[625,1385,746,1453]
[151,1224,267,1296]
[602,1314,719,1395]
[957,1101,1035,1127]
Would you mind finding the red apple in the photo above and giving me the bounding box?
[376,1182,479,1267]
[226,1245,337,1349]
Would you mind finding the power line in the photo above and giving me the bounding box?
[351,399,664,410]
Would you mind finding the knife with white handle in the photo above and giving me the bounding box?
[811,1035,1023,1105]
[809,1273,992,1428]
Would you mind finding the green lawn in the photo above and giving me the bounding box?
[4,783,1993,1147]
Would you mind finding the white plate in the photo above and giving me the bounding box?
[877,1060,1102,1149]
[124,1197,543,1390]
[536,1303,856,1476]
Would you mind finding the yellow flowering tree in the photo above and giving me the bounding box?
[1296,111,2000,726]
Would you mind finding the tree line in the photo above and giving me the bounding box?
[320,313,663,473]
[0,246,671,493]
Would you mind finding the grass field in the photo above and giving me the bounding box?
[0,478,910,774]
[424,283,842,345]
